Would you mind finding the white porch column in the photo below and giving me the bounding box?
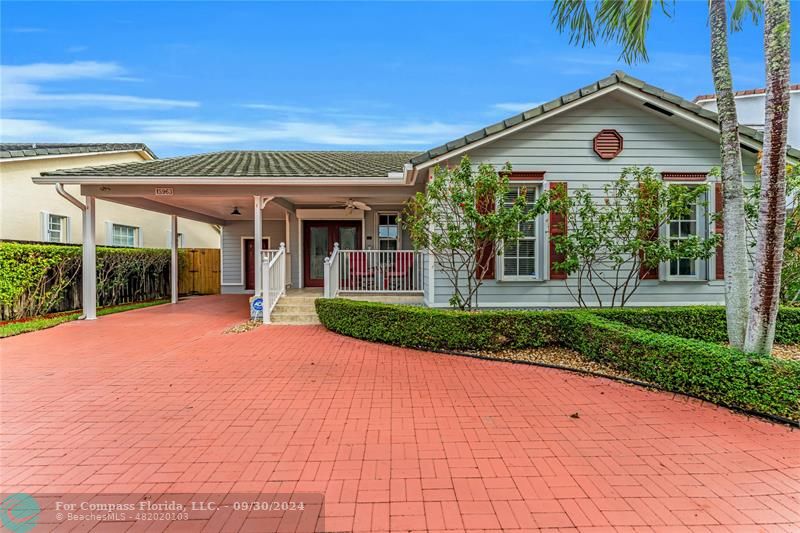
[170,215,178,304]
[82,196,97,320]
[254,195,263,297]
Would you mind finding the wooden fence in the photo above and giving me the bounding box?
[179,248,220,295]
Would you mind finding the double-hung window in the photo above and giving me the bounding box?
[665,187,706,280]
[112,224,139,247]
[378,213,399,250]
[501,184,539,280]
[44,213,69,243]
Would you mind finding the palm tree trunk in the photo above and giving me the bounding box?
[744,0,791,354]
[709,0,751,349]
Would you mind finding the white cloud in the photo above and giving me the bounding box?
[491,102,542,113]
[0,61,199,110]
[241,103,314,113]
[8,27,45,33]
[1,117,474,149]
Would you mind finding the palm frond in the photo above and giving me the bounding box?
[730,0,762,31]
[551,0,597,48]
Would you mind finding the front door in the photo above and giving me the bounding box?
[303,221,361,287]
[244,238,270,290]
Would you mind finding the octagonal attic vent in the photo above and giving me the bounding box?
[593,129,624,160]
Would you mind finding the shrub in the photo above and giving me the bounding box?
[0,242,179,320]
[591,306,800,345]
[315,298,563,351]
[315,298,800,422]
[562,313,800,420]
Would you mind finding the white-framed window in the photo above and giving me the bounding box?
[167,231,184,248]
[112,224,139,247]
[378,213,399,251]
[665,187,706,281]
[43,213,69,243]
[500,183,541,280]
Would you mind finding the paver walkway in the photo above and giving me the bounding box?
[1,295,798,532]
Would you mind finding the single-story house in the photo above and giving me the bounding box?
[32,71,800,322]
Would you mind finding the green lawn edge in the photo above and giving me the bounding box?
[0,299,169,338]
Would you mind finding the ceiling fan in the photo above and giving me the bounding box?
[337,199,372,213]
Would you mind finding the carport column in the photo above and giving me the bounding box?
[170,215,178,304]
[254,195,263,298]
[82,196,97,320]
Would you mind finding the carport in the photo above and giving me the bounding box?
[33,151,424,320]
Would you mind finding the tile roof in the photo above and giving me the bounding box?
[0,143,156,160]
[410,71,800,165]
[693,84,800,102]
[42,150,420,177]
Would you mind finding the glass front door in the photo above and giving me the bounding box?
[303,221,361,287]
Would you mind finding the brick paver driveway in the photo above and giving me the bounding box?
[1,295,798,532]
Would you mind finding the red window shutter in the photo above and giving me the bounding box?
[476,191,495,280]
[715,182,724,279]
[639,183,660,280]
[549,182,568,280]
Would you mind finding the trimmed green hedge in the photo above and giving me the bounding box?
[0,242,180,320]
[562,313,800,420]
[315,298,800,422]
[591,306,800,345]
[315,298,564,351]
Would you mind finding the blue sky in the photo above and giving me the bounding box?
[1,1,797,157]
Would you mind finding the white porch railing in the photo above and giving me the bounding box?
[261,243,287,323]
[324,244,424,297]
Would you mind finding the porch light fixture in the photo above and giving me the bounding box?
[230,206,241,216]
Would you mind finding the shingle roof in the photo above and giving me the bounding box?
[0,143,156,160]
[410,71,800,165]
[693,84,800,102]
[41,150,420,177]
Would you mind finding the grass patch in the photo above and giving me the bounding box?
[0,299,169,338]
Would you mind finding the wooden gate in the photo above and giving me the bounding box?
[179,248,220,295]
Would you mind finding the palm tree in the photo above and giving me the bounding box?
[551,0,760,349]
[744,0,791,354]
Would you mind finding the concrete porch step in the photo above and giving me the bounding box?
[269,311,320,325]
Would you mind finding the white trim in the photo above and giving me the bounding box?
[376,211,400,251]
[497,182,545,282]
[0,149,153,164]
[425,298,726,308]
[41,211,70,243]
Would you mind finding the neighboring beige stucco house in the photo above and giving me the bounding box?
[0,143,220,248]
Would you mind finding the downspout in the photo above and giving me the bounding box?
[55,184,93,319]
[56,183,86,210]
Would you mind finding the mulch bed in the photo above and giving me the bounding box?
[473,346,641,382]
[224,321,262,334]
[773,344,800,361]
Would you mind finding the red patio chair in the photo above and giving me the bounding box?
[384,252,415,290]
[345,251,373,290]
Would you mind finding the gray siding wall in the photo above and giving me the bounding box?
[431,92,757,308]
[364,206,412,250]
[221,219,287,294]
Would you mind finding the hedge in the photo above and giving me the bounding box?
[315,298,564,351]
[0,242,181,320]
[315,298,800,422]
[591,306,800,345]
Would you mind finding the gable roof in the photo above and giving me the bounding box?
[410,71,800,166]
[1,143,156,160]
[41,150,419,178]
